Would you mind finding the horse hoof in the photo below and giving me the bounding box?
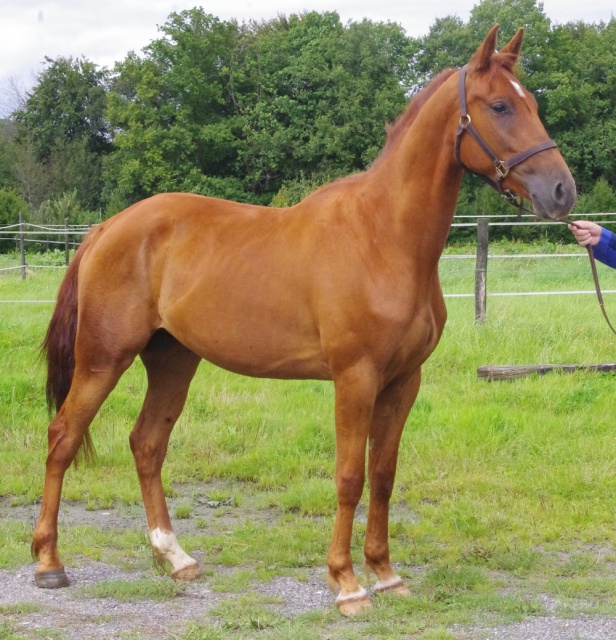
[171,562,203,582]
[374,577,410,597]
[337,594,372,616]
[35,568,70,589]
[336,586,371,616]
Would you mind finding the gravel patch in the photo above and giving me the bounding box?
[5,494,616,639]
[0,561,333,639]
[455,615,616,639]
[256,574,332,615]
[4,560,616,639]
[1,562,217,639]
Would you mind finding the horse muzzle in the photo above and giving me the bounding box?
[527,170,576,221]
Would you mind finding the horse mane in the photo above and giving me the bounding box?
[375,68,458,164]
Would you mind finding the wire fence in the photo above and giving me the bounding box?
[2,213,616,316]
[0,215,92,278]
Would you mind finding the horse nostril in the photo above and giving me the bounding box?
[554,181,565,203]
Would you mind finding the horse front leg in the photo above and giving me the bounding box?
[364,369,421,597]
[327,362,379,616]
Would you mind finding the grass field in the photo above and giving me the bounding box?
[3,241,616,638]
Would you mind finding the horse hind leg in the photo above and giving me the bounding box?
[129,330,201,580]
[33,362,132,588]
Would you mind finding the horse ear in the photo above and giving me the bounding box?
[498,28,524,69]
[468,24,500,73]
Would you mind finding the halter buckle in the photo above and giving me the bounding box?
[459,114,471,128]
[495,160,509,180]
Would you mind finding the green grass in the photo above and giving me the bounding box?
[4,243,616,637]
[79,576,184,601]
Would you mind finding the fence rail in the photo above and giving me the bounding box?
[1,215,93,278]
[2,213,616,319]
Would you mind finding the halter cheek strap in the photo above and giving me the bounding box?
[455,65,557,207]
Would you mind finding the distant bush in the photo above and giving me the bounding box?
[0,188,29,251]
[573,178,616,215]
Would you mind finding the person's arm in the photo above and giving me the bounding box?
[569,220,616,269]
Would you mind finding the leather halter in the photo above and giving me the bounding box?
[455,64,557,208]
[454,66,616,337]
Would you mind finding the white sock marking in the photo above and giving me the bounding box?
[336,585,368,604]
[150,528,196,573]
[374,575,403,591]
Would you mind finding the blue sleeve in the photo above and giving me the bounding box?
[592,227,616,269]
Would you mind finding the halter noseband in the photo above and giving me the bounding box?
[454,64,557,208]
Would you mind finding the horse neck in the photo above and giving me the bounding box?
[367,75,463,264]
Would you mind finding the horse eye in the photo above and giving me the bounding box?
[492,102,508,114]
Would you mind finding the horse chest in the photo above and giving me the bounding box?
[387,307,442,367]
[338,287,443,374]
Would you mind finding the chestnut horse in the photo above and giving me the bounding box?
[32,26,575,614]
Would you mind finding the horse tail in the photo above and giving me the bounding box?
[42,229,100,461]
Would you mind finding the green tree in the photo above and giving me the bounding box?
[237,13,411,195]
[104,9,411,207]
[0,187,28,225]
[574,178,616,213]
[408,15,474,89]
[0,119,18,189]
[408,0,551,86]
[36,190,85,225]
[14,56,110,211]
[105,11,243,210]
[536,20,616,193]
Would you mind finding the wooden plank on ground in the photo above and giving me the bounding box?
[477,363,616,381]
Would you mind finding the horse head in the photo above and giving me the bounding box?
[456,25,576,220]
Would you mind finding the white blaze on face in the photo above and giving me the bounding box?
[510,80,526,98]
[150,528,196,573]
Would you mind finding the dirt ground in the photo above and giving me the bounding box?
[3,496,616,639]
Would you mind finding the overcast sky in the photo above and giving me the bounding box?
[1,0,614,104]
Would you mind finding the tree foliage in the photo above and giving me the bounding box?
[2,0,616,229]
[0,187,28,250]
[104,9,411,209]
[13,56,110,211]
[537,20,616,193]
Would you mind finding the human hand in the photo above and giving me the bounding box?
[568,220,602,247]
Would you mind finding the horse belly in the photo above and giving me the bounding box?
[161,288,330,380]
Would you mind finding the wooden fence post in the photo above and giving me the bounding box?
[64,217,70,265]
[475,217,489,324]
[19,212,26,280]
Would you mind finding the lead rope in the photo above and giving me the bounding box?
[490,203,616,336]
[565,221,616,337]
[475,180,616,336]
